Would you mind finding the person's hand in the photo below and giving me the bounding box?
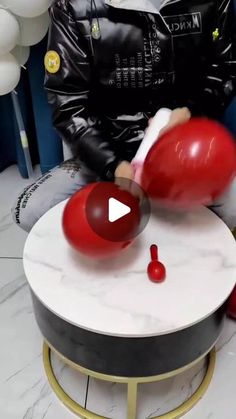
[159,107,191,137]
[148,107,191,134]
[115,161,143,200]
[115,161,134,181]
[115,161,134,193]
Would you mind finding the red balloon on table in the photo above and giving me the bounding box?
[227,285,236,319]
[147,244,166,283]
[62,182,140,259]
[141,118,236,208]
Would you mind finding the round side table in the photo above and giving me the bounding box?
[23,202,236,418]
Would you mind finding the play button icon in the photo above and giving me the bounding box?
[86,179,150,242]
[109,198,131,222]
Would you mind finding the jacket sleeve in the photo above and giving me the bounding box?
[188,0,236,118]
[44,2,120,180]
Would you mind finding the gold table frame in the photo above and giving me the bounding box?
[43,341,216,419]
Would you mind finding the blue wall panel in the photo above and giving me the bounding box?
[28,38,63,174]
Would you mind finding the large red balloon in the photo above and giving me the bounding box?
[142,118,236,208]
[62,182,140,259]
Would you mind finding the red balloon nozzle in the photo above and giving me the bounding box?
[150,244,158,261]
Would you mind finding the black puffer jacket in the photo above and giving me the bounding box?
[45,0,236,179]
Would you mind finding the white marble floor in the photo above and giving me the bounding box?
[1,165,236,419]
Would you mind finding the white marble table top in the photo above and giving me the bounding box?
[23,200,236,338]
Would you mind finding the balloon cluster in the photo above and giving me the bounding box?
[0,0,52,96]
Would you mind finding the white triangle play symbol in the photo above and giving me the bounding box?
[108,198,131,223]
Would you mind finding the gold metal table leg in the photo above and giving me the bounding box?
[152,349,216,419]
[127,381,138,419]
[43,344,105,419]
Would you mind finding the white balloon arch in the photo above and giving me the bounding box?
[0,9,20,56]
[0,0,52,95]
[0,52,21,96]
[1,0,53,18]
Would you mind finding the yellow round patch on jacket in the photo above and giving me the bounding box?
[44,51,61,74]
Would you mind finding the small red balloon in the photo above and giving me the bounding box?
[142,118,236,209]
[62,182,140,259]
[227,285,236,319]
[147,244,166,283]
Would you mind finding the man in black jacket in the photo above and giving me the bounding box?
[13,0,236,231]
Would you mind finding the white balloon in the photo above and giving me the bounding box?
[17,12,50,47]
[0,53,21,96]
[1,0,53,18]
[11,45,30,65]
[0,9,20,56]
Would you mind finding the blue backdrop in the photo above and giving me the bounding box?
[0,38,63,178]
